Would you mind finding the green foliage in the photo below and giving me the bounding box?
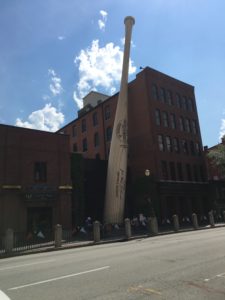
[207,143,225,176]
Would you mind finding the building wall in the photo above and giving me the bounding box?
[0,125,72,234]
[59,67,211,220]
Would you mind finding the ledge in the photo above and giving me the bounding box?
[2,185,22,189]
[58,185,73,190]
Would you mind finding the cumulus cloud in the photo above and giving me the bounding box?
[48,69,63,96]
[98,10,108,31]
[15,103,64,132]
[73,39,136,108]
[219,118,225,140]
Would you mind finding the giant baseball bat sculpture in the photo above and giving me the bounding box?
[104,16,135,224]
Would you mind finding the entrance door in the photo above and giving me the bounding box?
[27,207,52,236]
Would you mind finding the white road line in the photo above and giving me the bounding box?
[0,290,11,300]
[0,260,55,271]
[216,272,225,278]
[204,272,225,282]
[8,266,110,291]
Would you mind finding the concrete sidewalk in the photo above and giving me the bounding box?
[1,223,224,259]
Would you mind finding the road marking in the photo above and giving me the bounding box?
[204,272,225,282]
[0,290,11,300]
[8,266,110,291]
[0,260,55,271]
[216,272,225,278]
[128,285,162,296]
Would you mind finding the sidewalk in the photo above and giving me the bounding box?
[1,223,224,259]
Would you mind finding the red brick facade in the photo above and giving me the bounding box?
[0,125,72,234]
[60,67,210,220]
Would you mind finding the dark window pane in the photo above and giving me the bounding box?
[170,114,176,129]
[152,84,159,100]
[166,90,173,105]
[34,162,47,182]
[158,135,165,151]
[72,125,77,137]
[81,119,86,132]
[166,136,172,152]
[82,138,88,152]
[106,127,112,142]
[155,109,161,125]
[94,132,100,147]
[159,88,166,102]
[162,112,169,127]
[93,112,98,126]
[105,105,110,120]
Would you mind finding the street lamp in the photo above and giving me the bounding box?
[145,169,150,177]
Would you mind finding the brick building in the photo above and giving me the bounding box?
[59,67,211,222]
[204,138,225,214]
[0,124,72,235]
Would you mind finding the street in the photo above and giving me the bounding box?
[0,227,225,299]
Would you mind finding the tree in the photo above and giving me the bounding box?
[207,137,225,177]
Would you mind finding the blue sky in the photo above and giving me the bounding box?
[0,0,225,147]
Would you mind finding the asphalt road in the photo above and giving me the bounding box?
[0,227,225,300]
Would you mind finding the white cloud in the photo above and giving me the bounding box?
[42,94,51,101]
[48,69,63,96]
[73,39,136,108]
[98,10,108,31]
[15,103,64,132]
[120,37,136,48]
[58,36,66,40]
[219,118,225,140]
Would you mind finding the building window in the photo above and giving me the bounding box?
[192,120,197,134]
[185,119,191,133]
[187,98,194,111]
[158,135,165,151]
[34,162,47,182]
[175,93,182,108]
[82,138,88,152]
[106,126,112,142]
[161,161,168,180]
[162,111,169,127]
[165,136,172,152]
[195,142,201,156]
[166,90,173,105]
[72,125,77,137]
[92,112,98,126]
[170,114,176,129]
[179,117,184,131]
[182,96,187,110]
[73,143,78,152]
[169,162,176,180]
[181,139,189,154]
[186,164,192,181]
[159,88,166,103]
[173,137,180,153]
[155,109,161,126]
[81,119,86,132]
[190,141,195,155]
[177,162,183,181]
[94,132,100,147]
[152,84,159,100]
[104,105,110,120]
